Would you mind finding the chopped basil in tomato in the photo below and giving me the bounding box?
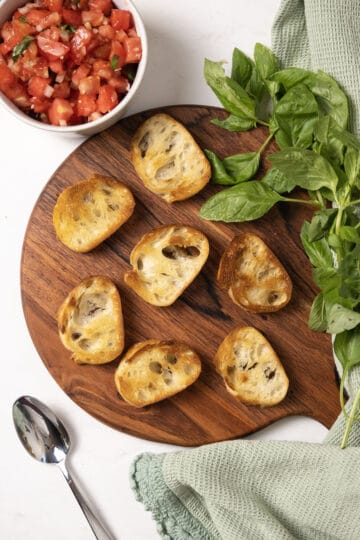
[12,35,34,62]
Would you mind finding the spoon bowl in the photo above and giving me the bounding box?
[13,395,114,540]
[13,395,70,464]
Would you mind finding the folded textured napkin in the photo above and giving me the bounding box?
[130,3,360,538]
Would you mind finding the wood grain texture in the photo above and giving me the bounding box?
[21,105,340,446]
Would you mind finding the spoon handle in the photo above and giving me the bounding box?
[58,460,115,540]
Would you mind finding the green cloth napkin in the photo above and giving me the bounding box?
[130,3,360,538]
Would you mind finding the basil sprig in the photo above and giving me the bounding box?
[202,43,360,447]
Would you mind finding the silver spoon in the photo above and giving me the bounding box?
[13,395,115,540]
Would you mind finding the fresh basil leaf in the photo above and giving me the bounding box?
[12,35,34,62]
[262,166,297,193]
[204,59,256,120]
[334,327,360,370]
[254,43,279,81]
[271,67,309,89]
[204,149,235,185]
[333,128,360,150]
[344,145,360,183]
[307,209,337,241]
[211,115,255,132]
[273,84,319,149]
[231,47,253,88]
[268,148,339,192]
[199,181,284,222]
[327,304,360,334]
[310,70,348,129]
[223,152,260,183]
[271,68,348,128]
[312,267,341,296]
[338,245,360,302]
[314,116,345,165]
[308,293,329,332]
[301,221,334,268]
[248,65,265,101]
[338,226,360,244]
[265,79,280,99]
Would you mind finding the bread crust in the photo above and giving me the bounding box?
[130,113,211,202]
[53,174,135,252]
[214,326,289,407]
[57,275,124,364]
[124,224,209,306]
[114,339,201,407]
[217,233,292,313]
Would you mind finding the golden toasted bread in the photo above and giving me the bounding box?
[124,224,209,306]
[114,339,201,407]
[53,174,135,252]
[214,326,289,406]
[130,113,211,202]
[57,276,124,364]
[217,233,292,312]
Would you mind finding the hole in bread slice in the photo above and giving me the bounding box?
[114,340,201,407]
[214,326,289,407]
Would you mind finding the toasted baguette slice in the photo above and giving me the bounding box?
[53,174,135,252]
[217,233,292,312]
[130,113,211,202]
[124,224,209,306]
[214,326,289,406]
[57,276,124,364]
[114,339,201,407]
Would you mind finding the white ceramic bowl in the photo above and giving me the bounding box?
[0,0,148,135]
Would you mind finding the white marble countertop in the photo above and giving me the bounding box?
[1,1,329,538]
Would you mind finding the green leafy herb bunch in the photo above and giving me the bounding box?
[201,43,360,447]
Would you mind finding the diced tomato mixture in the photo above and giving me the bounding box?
[0,0,141,126]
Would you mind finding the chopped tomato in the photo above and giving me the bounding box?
[28,75,51,98]
[108,75,129,93]
[114,29,127,42]
[26,10,52,27]
[109,40,125,68]
[110,9,131,31]
[123,36,141,64]
[1,19,35,50]
[81,11,104,27]
[0,60,15,91]
[71,63,90,87]
[98,24,114,40]
[48,97,73,125]
[76,94,97,116]
[78,74,100,95]
[89,0,112,15]
[70,26,92,64]
[97,83,118,113]
[48,58,64,74]
[92,42,111,59]
[4,80,30,107]
[43,0,63,12]
[37,35,70,61]
[30,95,51,112]
[62,9,83,27]
[52,80,70,98]
[92,59,113,79]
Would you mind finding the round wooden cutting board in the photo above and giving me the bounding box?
[21,105,340,446]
